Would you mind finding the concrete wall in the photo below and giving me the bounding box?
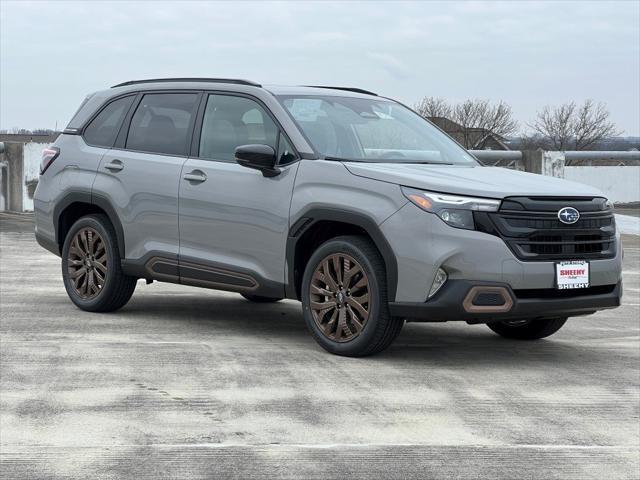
[0,141,50,212]
[0,163,6,211]
[565,166,640,204]
[22,142,47,211]
[1,142,24,212]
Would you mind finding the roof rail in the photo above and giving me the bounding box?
[305,85,377,96]
[111,78,261,88]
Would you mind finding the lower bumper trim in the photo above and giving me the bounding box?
[389,280,622,323]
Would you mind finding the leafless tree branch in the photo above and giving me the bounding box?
[414,97,452,119]
[529,100,621,151]
[414,96,519,148]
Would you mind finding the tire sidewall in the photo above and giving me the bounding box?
[61,215,119,310]
[301,238,385,355]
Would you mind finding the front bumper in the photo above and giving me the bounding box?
[380,202,623,303]
[389,280,622,323]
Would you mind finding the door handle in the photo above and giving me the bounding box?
[104,160,124,172]
[183,170,207,183]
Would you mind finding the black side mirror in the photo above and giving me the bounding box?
[235,144,280,177]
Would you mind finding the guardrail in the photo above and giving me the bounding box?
[469,149,640,204]
[470,149,640,166]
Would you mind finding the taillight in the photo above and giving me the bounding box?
[40,147,60,175]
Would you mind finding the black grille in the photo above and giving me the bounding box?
[475,196,616,261]
[473,293,506,306]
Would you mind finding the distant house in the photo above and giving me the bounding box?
[427,117,510,150]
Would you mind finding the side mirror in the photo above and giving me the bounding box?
[0,142,5,154]
[235,144,280,177]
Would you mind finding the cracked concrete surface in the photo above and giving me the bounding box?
[1,213,639,479]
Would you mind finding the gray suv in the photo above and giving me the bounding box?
[34,78,622,356]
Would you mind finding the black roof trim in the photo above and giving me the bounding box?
[304,86,378,96]
[111,78,262,88]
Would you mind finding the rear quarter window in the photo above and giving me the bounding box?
[83,96,134,147]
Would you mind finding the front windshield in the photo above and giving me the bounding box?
[277,95,477,165]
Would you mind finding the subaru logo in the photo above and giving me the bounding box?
[558,207,580,224]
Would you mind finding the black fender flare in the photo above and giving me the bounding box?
[285,207,398,301]
[53,190,126,259]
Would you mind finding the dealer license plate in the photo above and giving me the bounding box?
[556,260,590,290]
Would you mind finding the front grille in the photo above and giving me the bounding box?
[475,196,616,261]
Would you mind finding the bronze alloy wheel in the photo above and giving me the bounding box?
[309,253,371,342]
[67,227,107,299]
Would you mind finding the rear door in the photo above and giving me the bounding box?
[178,93,299,295]
[93,92,200,271]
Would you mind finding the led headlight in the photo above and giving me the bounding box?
[402,187,501,230]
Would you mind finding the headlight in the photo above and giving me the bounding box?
[402,187,501,230]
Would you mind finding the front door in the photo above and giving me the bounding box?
[178,93,299,296]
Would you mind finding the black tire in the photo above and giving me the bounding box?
[487,317,568,340]
[61,214,137,312]
[240,293,283,303]
[301,235,404,357]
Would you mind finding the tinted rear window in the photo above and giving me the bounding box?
[126,93,199,156]
[83,96,134,147]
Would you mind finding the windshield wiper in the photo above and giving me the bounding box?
[323,156,454,165]
[323,156,366,163]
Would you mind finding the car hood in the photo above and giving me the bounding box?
[343,163,605,199]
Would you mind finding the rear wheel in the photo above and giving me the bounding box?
[61,214,137,312]
[301,235,404,357]
[487,317,568,340]
[240,293,283,303]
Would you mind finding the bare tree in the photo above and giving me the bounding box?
[530,100,620,151]
[518,133,551,151]
[572,100,621,150]
[451,99,519,148]
[414,97,452,119]
[530,103,574,150]
[415,97,519,148]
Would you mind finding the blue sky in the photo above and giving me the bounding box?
[1,0,639,135]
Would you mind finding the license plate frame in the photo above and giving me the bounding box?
[555,260,590,290]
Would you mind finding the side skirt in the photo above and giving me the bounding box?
[121,254,285,299]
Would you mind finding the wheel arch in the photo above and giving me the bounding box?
[286,208,398,301]
[54,191,126,258]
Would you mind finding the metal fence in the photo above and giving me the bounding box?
[470,150,640,169]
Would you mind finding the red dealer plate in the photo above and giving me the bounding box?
[556,260,590,290]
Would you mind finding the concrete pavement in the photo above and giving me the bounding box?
[1,213,639,479]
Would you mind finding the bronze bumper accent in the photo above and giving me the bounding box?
[462,286,513,313]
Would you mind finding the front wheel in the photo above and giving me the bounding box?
[301,235,404,357]
[487,317,568,340]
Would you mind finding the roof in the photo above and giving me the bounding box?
[112,78,261,88]
[264,85,380,99]
[111,79,378,97]
[428,116,510,150]
[67,80,385,130]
